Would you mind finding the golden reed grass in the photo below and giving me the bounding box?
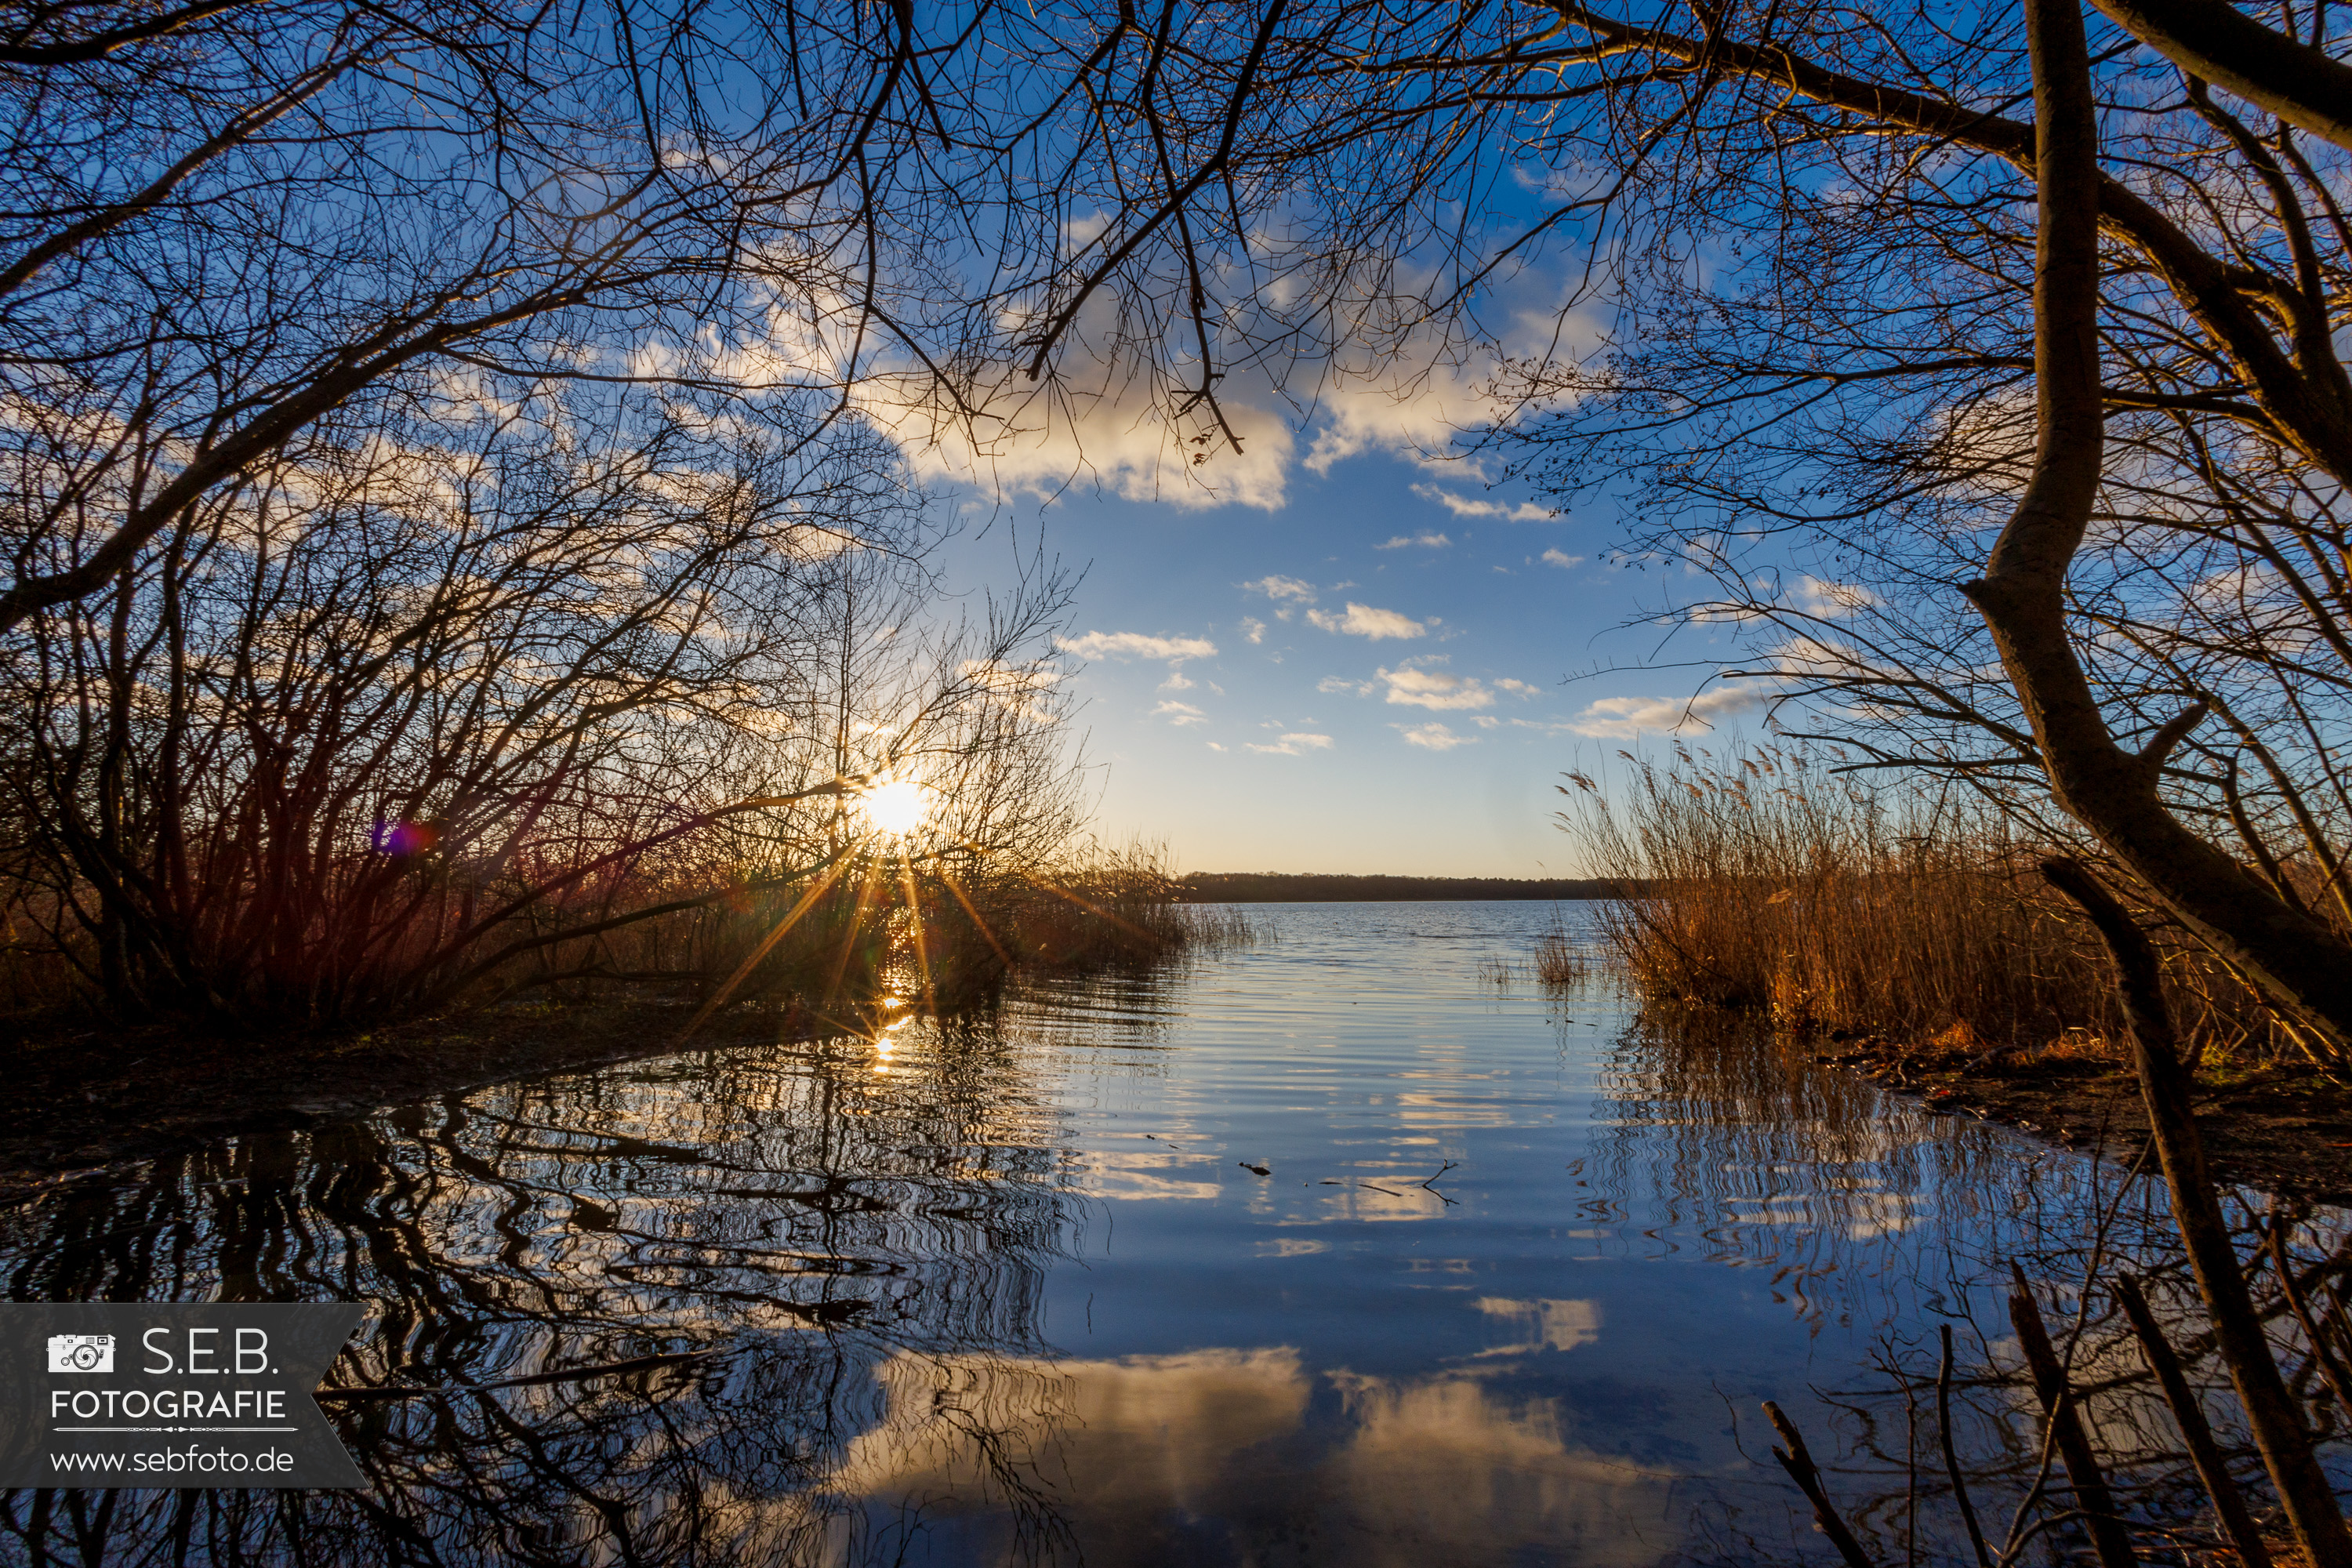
[637,837,1258,1017]
[0,837,1252,1033]
[1565,748,2292,1068]
[1531,922,1587,987]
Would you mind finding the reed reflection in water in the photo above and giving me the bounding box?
[0,902,2295,1566]
[2,1020,1098,1566]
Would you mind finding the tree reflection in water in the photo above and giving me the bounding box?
[0,1018,1101,1566]
[13,933,2343,1566]
[1588,1007,2176,1325]
[1591,1009,2352,1566]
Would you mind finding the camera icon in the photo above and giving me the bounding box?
[46,1334,114,1374]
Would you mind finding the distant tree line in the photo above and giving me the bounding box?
[1177,873,1630,902]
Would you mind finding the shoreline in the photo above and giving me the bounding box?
[1817,1033,2352,1205]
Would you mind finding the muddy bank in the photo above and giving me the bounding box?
[1817,1035,2352,1205]
[0,996,882,1204]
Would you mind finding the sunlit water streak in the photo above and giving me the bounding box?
[0,902,2291,1565]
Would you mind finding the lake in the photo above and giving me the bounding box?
[0,902,2205,1566]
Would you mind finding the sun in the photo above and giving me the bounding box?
[858,776,929,837]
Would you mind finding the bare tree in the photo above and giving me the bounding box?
[935,0,2352,1054]
[0,376,1080,1022]
[0,0,960,633]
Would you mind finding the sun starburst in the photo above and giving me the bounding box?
[858,775,929,837]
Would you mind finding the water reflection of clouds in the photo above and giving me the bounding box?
[1395,1091,1521,1128]
[835,1346,1311,1521]
[827,1346,1677,1567]
[1710,1188,1921,1241]
[1081,1149,1222,1202]
[1324,1371,1675,1566]
[1840,1189,1922,1240]
[1469,1297,1602,1356]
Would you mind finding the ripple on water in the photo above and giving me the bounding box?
[0,901,2279,1566]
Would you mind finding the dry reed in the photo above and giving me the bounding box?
[1563,748,2292,1067]
[2,837,1256,1036]
[1532,920,1587,987]
[898,839,1263,1008]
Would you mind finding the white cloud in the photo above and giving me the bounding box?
[1062,211,1114,253]
[841,282,1606,522]
[1153,700,1209,727]
[1785,576,1877,618]
[1307,603,1426,640]
[1302,326,1523,474]
[1541,548,1581,568]
[1377,531,1452,550]
[1396,722,1474,750]
[1161,670,1196,691]
[1244,575,1318,602]
[1317,674,1371,695]
[1494,677,1541,696]
[1412,484,1555,522]
[1241,617,1267,644]
[1247,732,1334,755]
[1377,665,1493,710]
[867,356,1297,512]
[1058,630,1217,662]
[1565,681,1777,738]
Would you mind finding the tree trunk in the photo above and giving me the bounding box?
[2087,0,2352,155]
[1958,0,2352,1056]
[2042,858,2352,1566]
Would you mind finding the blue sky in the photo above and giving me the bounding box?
[935,433,1769,877]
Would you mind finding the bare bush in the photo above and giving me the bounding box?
[0,383,1082,1025]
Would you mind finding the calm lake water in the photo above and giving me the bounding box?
[0,902,2197,1566]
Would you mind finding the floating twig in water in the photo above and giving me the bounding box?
[2114,1275,2272,1568]
[1762,1400,1875,1568]
[2007,1264,2136,1568]
[1420,1160,1461,1207]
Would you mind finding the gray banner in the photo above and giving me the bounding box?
[0,1303,366,1488]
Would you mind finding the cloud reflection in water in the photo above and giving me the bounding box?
[822,1344,1676,1567]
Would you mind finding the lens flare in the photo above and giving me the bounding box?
[858,777,928,836]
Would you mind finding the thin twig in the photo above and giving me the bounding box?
[1420,1160,1461,1207]
[1939,1323,1994,1568]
